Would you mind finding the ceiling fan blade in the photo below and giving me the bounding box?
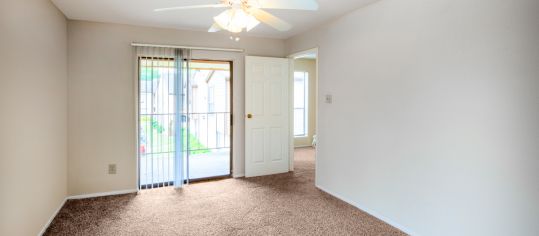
[208,23,223,32]
[250,9,292,31]
[256,0,319,11]
[154,4,227,12]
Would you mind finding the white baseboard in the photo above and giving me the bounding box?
[233,173,245,178]
[294,145,314,148]
[38,189,138,235]
[316,184,418,236]
[67,189,138,200]
[38,197,67,236]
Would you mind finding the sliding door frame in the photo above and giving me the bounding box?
[186,59,233,183]
[135,56,234,189]
[136,56,179,189]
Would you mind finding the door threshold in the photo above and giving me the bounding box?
[187,174,232,184]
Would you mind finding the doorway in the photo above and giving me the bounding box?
[185,60,232,181]
[138,57,232,189]
[289,49,318,171]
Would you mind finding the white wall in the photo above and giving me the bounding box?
[286,0,539,235]
[67,20,286,195]
[0,0,68,235]
[293,59,317,147]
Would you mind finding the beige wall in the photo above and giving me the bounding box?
[67,21,286,195]
[293,59,317,147]
[286,0,539,235]
[0,0,68,235]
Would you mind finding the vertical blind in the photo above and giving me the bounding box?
[135,46,191,189]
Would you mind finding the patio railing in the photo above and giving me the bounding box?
[139,111,231,188]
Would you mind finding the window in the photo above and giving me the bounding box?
[294,71,308,137]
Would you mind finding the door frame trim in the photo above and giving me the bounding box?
[287,47,319,172]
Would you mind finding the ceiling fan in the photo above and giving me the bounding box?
[154,0,319,33]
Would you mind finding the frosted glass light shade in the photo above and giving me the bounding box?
[214,9,260,33]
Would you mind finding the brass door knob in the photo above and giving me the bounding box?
[247,114,253,119]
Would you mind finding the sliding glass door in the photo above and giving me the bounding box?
[138,56,181,189]
[185,60,232,180]
[137,52,232,189]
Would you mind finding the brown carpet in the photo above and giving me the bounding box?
[45,148,406,236]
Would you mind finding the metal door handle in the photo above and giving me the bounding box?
[247,114,253,119]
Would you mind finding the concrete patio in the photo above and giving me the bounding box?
[139,149,230,186]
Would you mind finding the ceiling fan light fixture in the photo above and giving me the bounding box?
[213,8,260,33]
[157,0,319,33]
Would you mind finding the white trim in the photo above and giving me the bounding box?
[38,189,139,235]
[288,48,319,60]
[288,58,295,171]
[131,42,244,53]
[316,184,419,236]
[232,173,245,178]
[67,189,138,200]
[38,197,67,236]
[294,145,314,148]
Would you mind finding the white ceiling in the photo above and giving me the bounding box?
[51,0,378,39]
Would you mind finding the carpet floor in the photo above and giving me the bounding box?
[45,148,406,236]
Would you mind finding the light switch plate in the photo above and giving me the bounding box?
[108,164,117,174]
[325,94,333,104]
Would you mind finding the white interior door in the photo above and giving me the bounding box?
[245,56,290,177]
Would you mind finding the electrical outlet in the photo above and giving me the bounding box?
[108,164,117,174]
